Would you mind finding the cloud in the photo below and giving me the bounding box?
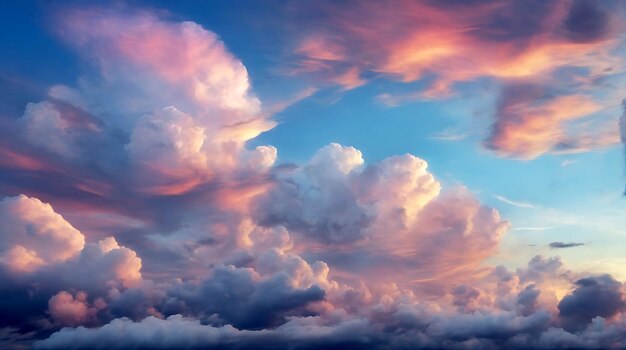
[24,252,626,350]
[428,129,467,141]
[48,236,143,290]
[549,242,585,249]
[0,194,143,329]
[517,284,541,317]
[562,0,613,43]
[57,8,262,116]
[0,195,84,272]
[514,226,561,232]
[253,143,442,245]
[34,315,376,350]
[17,101,98,159]
[561,159,577,167]
[484,83,616,158]
[254,143,507,290]
[48,291,105,327]
[289,0,625,158]
[293,1,622,85]
[493,194,537,209]
[4,7,278,196]
[558,275,626,331]
[165,265,325,329]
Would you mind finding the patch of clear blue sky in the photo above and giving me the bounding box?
[2,0,625,271]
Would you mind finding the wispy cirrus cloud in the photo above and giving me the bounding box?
[493,194,537,209]
[514,226,562,232]
[429,128,467,141]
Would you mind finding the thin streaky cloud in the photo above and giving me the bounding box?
[493,195,537,209]
[549,241,585,249]
[429,129,467,141]
[514,226,562,232]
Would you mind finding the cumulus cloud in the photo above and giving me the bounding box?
[18,102,83,158]
[34,292,626,350]
[20,248,626,350]
[0,195,84,272]
[27,311,552,350]
[558,275,626,331]
[48,236,143,291]
[517,284,541,317]
[254,143,507,290]
[165,265,325,329]
[6,7,278,196]
[34,314,376,350]
[254,143,373,244]
[0,194,143,330]
[254,143,441,244]
[48,291,105,326]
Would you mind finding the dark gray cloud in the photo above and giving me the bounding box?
[517,284,540,317]
[562,0,612,43]
[549,241,585,249]
[25,269,626,350]
[164,265,325,330]
[28,309,562,350]
[253,175,373,244]
[34,315,377,350]
[558,275,625,332]
[451,284,480,312]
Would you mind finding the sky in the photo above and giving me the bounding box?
[1,1,626,349]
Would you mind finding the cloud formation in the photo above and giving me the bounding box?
[0,195,84,272]
[0,194,143,332]
[558,275,626,331]
[1,4,626,350]
[290,0,625,158]
[1,7,278,197]
[253,143,508,290]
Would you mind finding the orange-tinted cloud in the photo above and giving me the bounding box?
[484,84,613,158]
[291,0,625,157]
[294,1,621,88]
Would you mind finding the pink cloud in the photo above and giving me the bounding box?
[293,1,621,89]
[0,194,143,290]
[290,0,625,157]
[14,8,280,195]
[485,86,609,158]
[0,195,84,272]
[48,291,105,326]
